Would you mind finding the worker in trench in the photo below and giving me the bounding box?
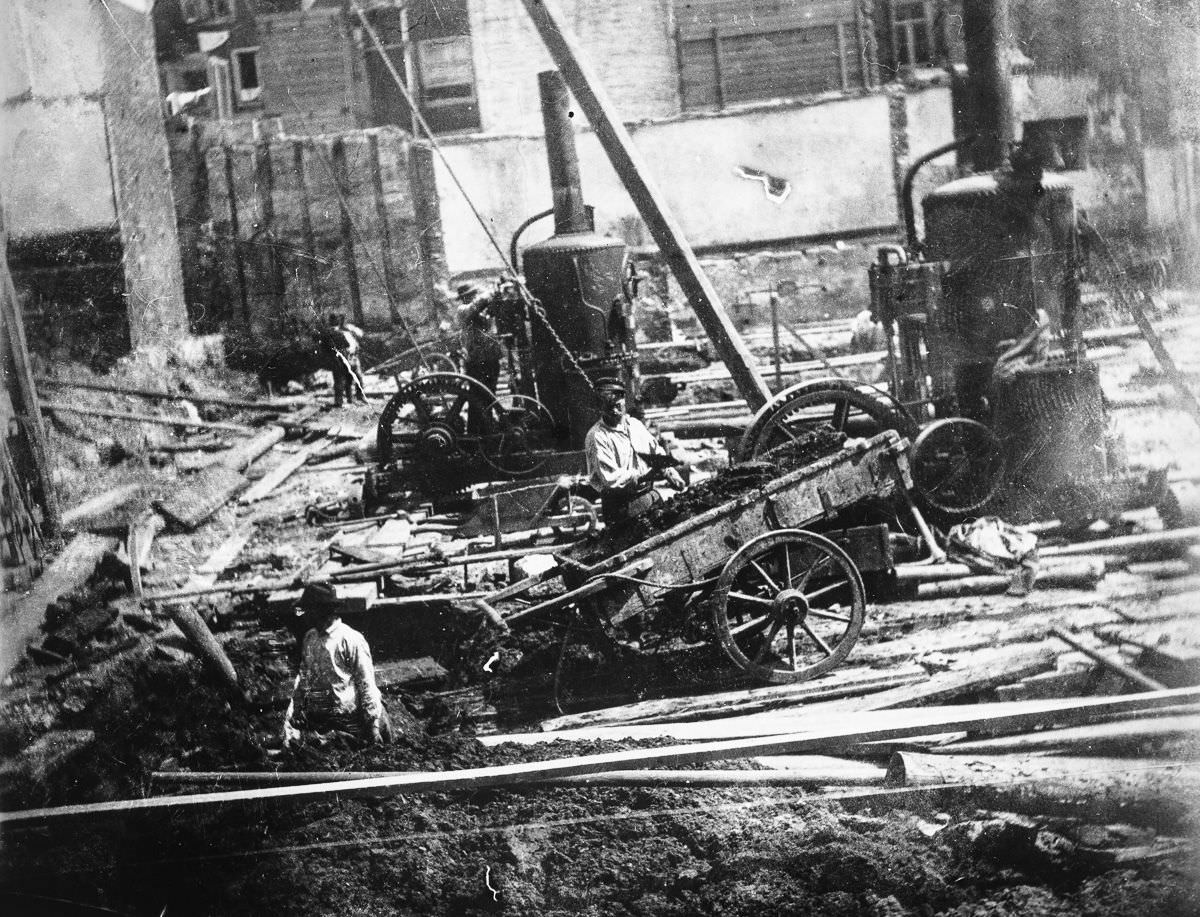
[585,378,688,525]
[283,583,393,748]
[455,282,506,433]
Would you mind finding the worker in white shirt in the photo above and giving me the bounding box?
[283,583,391,747]
[584,379,686,524]
[324,313,366,406]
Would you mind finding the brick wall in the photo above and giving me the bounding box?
[258,10,360,135]
[468,0,681,135]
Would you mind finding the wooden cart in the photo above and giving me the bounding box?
[497,431,915,685]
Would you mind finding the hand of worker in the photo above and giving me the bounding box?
[664,468,686,490]
[370,725,384,746]
[282,721,301,748]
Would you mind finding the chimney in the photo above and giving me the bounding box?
[538,70,589,234]
[962,0,1015,172]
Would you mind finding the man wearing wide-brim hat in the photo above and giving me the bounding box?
[283,582,392,747]
[584,378,687,524]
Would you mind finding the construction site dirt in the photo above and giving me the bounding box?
[4,296,1200,916]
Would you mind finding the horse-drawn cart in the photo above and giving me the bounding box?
[492,431,916,685]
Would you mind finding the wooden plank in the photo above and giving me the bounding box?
[60,483,147,532]
[40,401,256,433]
[0,534,116,679]
[154,765,886,789]
[1049,627,1168,691]
[4,688,1197,825]
[846,641,1059,711]
[929,710,1200,755]
[238,439,328,504]
[539,664,928,732]
[214,424,286,473]
[35,377,295,411]
[155,464,248,530]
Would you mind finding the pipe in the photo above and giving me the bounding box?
[901,136,976,250]
[510,207,555,273]
[962,0,1014,172]
[520,0,771,410]
[539,70,589,234]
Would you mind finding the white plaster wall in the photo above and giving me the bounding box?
[0,0,116,236]
[434,92,907,274]
[3,101,117,236]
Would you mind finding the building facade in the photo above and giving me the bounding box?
[153,0,1197,276]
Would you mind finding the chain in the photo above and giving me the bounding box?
[516,284,600,397]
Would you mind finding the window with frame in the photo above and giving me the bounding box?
[232,47,262,106]
[363,0,480,134]
[674,0,872,112]
[890,1,935,68]
[181,0,235,24]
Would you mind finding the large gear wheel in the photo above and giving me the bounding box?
[736,378,919,462]
[376,372,499,469]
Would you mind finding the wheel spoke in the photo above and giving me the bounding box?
[792,554,829,592]
[801,620,834,657]
[772,421,801,444]
[831,395,851,431]
[787,623,797,669]
[729,612,771,638]
[753,619,783,663]
[750,560,781,593]
[729,590,774,608]
[782,545,793,585]
[805,579,850,603]
[805,606,852,624]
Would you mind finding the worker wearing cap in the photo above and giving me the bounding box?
[283,583,392,747]
[585,380,686,524]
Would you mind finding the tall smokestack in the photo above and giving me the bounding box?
[962,0,1015,172]
[538,70,589,234]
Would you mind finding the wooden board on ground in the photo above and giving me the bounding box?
[238,439,329,504]
[4,687,1197,825]
[155,465,248,531]
[60,484,148,533]
[1,534,116,679]
[843,641,1059,711]
[540,664,929,732]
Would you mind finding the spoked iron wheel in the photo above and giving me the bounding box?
[711,529,866,684]
[482,394,557,476]
[736,378,918,461]
[910,417,1005,516]
[375,372,498,466]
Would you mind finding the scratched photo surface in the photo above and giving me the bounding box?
[3,1,1200,915]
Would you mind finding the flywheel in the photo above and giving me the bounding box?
[376,372,499,469]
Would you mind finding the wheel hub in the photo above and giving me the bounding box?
[773,588,809,624]
[417,423,457,457]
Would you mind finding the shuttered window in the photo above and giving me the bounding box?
[364,0,480,134]
[675,0,873,111]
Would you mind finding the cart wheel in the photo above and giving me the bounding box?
[711,529,866,684]
[736,378,919,462]
[910,417,1005,515]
